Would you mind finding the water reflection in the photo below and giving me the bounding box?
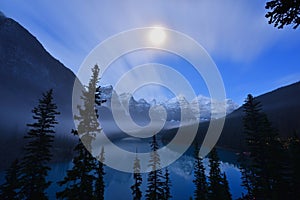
[45,145,244,200]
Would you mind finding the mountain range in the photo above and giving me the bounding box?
[99,85,238,122]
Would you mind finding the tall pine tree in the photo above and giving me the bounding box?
[18,89,59,200]
[56,130,96,200]
[145,135,164,200]
[193,143,208,200]
[208,148,231,200]
[242,94,283,199]
[57,65,106,199]
[94,64,106,200]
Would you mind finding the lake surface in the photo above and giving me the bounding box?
[45,140,244,200]
[0,138,245,199]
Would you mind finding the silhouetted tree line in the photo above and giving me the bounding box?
[143,135,172,200]
[237,94,300,200]
[192,144,231,200]
[0,89,60,200]
[132,134,232,200]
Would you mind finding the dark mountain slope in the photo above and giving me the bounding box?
[214,81,300,149]
[0,12,77,167]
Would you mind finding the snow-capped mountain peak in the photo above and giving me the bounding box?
[100,85,239,122]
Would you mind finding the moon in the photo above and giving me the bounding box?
[149,27,166,45]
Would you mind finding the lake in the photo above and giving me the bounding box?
[0,135,245,199]
[44,139,245,200]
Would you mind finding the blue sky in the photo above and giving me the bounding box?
[1,0,299,104]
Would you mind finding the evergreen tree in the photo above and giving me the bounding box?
[75,65,102,152]
[243,94,263,151]
[241,94,263,198]
[208,148,231,200]
[145,135,164,200]
[163,167,172,200]
[57,65,106,199]
[18,89,59,200]
[0,159,21,200]
[95,146,105,200]
[242,94,283,199]
[193,143,208,200]
[94,65,106,200]
[56,130,96,200]
[131,154,142,200]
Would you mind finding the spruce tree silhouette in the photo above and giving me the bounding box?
[208,148,231,200]
[193,143,208,200]
[242,94,283,199]
[57,65,106,199]
[18,89,60,200]
[145,135,164,200]
[56,129,96,200]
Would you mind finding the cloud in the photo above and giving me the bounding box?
[1,0,293,71]
[98,50,176,102]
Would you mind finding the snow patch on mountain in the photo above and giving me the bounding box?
[99,85,239,122]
